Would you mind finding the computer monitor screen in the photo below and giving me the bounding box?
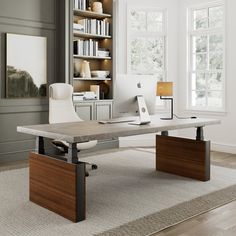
[114,74,157,118]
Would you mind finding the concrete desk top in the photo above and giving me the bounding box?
[17,116,221,143]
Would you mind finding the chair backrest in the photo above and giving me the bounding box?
[49,83,82,124]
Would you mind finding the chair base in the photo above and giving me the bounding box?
[51,140,98,177]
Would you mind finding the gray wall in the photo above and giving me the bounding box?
[0,0,65,162]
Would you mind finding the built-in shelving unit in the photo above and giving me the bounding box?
[73,30,111,39]
[72,0,113,101]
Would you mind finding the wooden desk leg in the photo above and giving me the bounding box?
[29,152,86,222]
[156,134,210,181]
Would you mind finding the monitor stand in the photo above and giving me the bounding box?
[129,95,151,125]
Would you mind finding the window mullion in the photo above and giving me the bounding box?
[188,3,224,111]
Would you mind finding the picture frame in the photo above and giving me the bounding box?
[6,33,47,98]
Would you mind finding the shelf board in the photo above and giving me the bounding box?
[73,55,111,60]
[73,9,111,19]
[73,77,111,81]
[73,30,111,39]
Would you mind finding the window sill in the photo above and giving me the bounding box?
[181,109,227,117]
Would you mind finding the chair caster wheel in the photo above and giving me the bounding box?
[91,164,98,170]
[85,172,89,177]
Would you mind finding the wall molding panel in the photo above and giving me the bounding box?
[0,0,60,162]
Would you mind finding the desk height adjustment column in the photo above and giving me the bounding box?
[68,143,78,164]
[161,131,169,136]
[36,136,45,154]
[196,127,204,141]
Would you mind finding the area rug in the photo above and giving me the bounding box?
[1,149,236,236]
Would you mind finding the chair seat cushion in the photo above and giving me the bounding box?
[54,140,97,151]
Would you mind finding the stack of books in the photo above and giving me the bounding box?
[74,39,100,57]
[74,0,87,10]
[73,23,84,32]
[74,19,110,36]
[97,48,110,57]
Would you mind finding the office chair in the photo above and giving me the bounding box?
[49,83,98,176]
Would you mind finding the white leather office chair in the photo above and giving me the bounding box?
[49,83,98,175]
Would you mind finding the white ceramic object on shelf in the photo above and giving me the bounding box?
[80,60,91,78]
[91,70,110,78]
[92,2,103,14]
[90,85,100,100]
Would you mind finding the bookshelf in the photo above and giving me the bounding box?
[72,0,113,103]
[73,30,111,39]
[73,9,111,19]
[73,55,111,60]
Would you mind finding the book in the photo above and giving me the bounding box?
[74,0,79,9]
[73,23,84,31]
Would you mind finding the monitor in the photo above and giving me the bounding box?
[113,74,157,120]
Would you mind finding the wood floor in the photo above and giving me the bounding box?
[1,150,236,236]
[153,151,236,236]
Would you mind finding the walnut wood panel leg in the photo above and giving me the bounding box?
[29,152,86,222]
[156,134,210,181]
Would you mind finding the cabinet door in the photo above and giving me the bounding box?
[95,101,113,120]
[75,102,94,121]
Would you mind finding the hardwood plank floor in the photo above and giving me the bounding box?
[153,151,236,236]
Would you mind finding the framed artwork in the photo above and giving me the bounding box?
[6,33,47,98]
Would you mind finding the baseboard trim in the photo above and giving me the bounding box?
[211,142,236,154]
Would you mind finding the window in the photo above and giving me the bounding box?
[127,8,166,81]
[188,3,225,111]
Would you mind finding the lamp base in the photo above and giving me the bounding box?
[159,96,174,121]
[160,117,173,120]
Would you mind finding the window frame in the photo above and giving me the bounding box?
[187,1,226,112]
[126,7,167,80]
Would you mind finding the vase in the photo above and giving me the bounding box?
[80,60,91,78]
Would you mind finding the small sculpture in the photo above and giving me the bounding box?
[92,2,103,14]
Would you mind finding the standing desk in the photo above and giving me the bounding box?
[17,116,220,222]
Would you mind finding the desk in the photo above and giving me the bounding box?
[17,116,220,222]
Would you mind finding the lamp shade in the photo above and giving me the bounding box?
[156,82,173,96]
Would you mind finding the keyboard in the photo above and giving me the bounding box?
[98,118,135,124]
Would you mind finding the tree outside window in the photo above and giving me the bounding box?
[128,9,166,82]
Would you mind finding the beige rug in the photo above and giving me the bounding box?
[1,149,236,236]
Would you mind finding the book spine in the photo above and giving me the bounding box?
[85,19,87,33]
[93,41,95,56]
[74,0,78,9]
[81,0,83,10]
[91,19,96,35]
[86,40,89,56]
[96,21,98,35]
[95,41,98,56]
[79,40,83,55]
[106,22,110,36]
[89,39,93,56]
[73,40,78,55]
[102,20,105,36]
[99,21,102,35]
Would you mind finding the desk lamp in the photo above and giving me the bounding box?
[157,82,173,120]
